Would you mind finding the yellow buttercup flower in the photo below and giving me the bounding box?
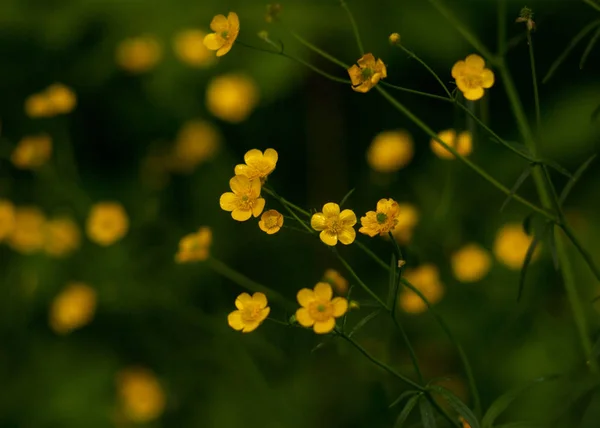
[117,367,166,423]
[347,53,387,93]
[460,416,472,428]
[49,282,96,334]
[24,93,54,118]
[296,282,348,334]
[389,33,401,45]
[227,292,270,333]
[44,217,81,258]
[219,175,266,221]
[431,129,473,159]
[206,73,259,123]
[168,120,220,173]
[359,198,401,237]
[86,202,129,246]
[7,207,46,254]
[493,223,539,270]
[0,200,16,242]
[11,134,52,169]
[175,227,212,263]
[234,148,278,182]
[322,269,348,295]
[258,209,283,234]
[203,12,240,57]
[451,243,492,282]
[173,29,215,68]
[311,202,357,246]
[46,83,77,114]
[116,36,162,73]
[390,203,419,244]
[399,264,444,314]
[367,130,414,173]
[451,54,495,101]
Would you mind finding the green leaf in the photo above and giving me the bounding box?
[394,393,422,427]
[348,309,382,338]
[580,26,600,69]
[389,390,420,409]
[500,166,532,212]
[543,19,600,83]
[387,254,398,308]
[517,224,550,301]
[419,396,437,428]
[559,154,597,204]
[339,188,356,207]
[548,226,559,271]
[538,159,572,179]
[481,376,559,428]
[429,385,479,428]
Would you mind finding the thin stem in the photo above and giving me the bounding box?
[397,45,453,98]
[334,250,388,309]
[263,187,311,217]
[393,317,424,383]
[289,31,350,68]
[356,240,389,271]
[584,0,600,13]
[339,0,364,55]
[338,331,424,391]
[497,0,507,55]
[381,82,453,102]
[560,223,600,281]
[527,31,542,138]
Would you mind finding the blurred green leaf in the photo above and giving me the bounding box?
[559,154,597,204]
[419,397,437,428]
[389,390,421,409]
[394,393,421,427]
[579,26,600,69]
[500,166,531,212]
[518,223,550,301]
[429,385,479,428]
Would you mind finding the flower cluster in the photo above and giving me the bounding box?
[11,134,52,170]
[25,83,77,118]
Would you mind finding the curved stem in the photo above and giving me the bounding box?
[334,250,388,309]
[339,0,364,55]
[397,45,453,98]
[289,30,351,69]
[526,31,542,138]
[381,82,453,103]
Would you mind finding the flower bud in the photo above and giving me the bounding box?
[389,33,401,45]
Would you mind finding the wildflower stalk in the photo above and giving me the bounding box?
[526,31,542,137]
[339,0,364,55]
[396,44,454,98]
[288,30,350,68]
[334,250,388,309]
[380,82,453,102]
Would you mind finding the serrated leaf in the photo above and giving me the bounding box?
[394,393,422,427]
[339,188,355,207]
[419,397,437,428]
[389,390,420,409]
[500,166,532,212]
[481,376,559,428]
[580,26,600,69]
[543,19,600,83]
[348,309,382,338]
[430,385,479,428]
[559,154,597,204]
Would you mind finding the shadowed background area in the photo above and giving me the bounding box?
[1,0,600,426]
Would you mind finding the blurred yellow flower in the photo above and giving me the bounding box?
[203,12,240,57]
[265,3,282,23]
[7,207,46,254]
[311,202,357,246]
[24,93,54,118]
[219,175,265,221]
[389,33,401,45]
[258,209,283,234]
[227,292,270,333]
[206,73,259,123]
[359,198,401,237]
[116,36,162,73]
[173,29,215,68]
[44,217,81,258]
[431,129,473,159]
[49,282,96,334]
[296,282,348,334]
[45,83,77,114]
[168,120,220,173]
[11,134,52,170]
[399,264,444,314]
[0,199,16,242]
[451,243,492,282]
[367,130,414,173]
[493,223,539,270]
[451,54,494,101]
[86,202,129,246]
[117,367,166,423]
[234,148,278,182]
[347,53,387,93]
[175,226,212,263]
[323,269,348,295]
[390,203,419,244]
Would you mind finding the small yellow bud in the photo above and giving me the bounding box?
[389,33,401,45]
[288,314,297,324]
[349,300,360,310]
[258,30,269,41]
[397,260,406,268]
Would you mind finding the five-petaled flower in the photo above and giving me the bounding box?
[203,12,240,57]
[310,202,357,246]
[296,282,348,334]
[451,54,494,101]
[258,209,283,234]
[220,175,266,221]
[359,198,401,237]
[234,148,278,182]
[227,292,270,333]
[175,227,212,263]
[347,53,387,93]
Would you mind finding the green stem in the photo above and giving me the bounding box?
[263,187,311,217]
[334,250,389,309]
[381,82,453,102]
[397,45,453,98]
[560,223,600,281]
[208,257,296,311]
[526,31,542,138]
[288,30,350,68]
[339,0,364,55]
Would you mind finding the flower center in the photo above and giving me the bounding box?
[265,216,278,228]
[463,74,482,89]
[238,194,253,210]
[221,31,229,39]
[326,218,342,234]
[241,304,261,322]
[376,213,388,224]
[308,301,333,322]
[361,67,374,80]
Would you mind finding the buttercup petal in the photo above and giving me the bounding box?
[352,83,370,93]
[295,307,314,327]
[376,59,387,78]
[235,292,253,309]
[339,209,357,226]
[465,54,485,69]
[252,292,268,309]
[297,288,315,307]
[451,61,465,78]
[331,297,349,317]
[210,14,229,32]
[263,148,278,165]
[242,321,260,333]
[203,33,224,50]
[219,192,238,211]
[455,77,472,93]
[227,12,240,31]
[216,44,233,57]
[464,87,484,101]
[310,213,327,231]
[357,53,376,69]
[252,198,265,217]
[250,178,262,197]
[337,227,356,245]
[322,202,340,217]
[259,307,271,322]
[232,208,252,221]
[320,230,338,246]
[481,69,495,88]
[313,318,336,334]
[229,175,250,194]
[370,74,381,85]
[314,282,333,301]
[227,311,244,330]
[234,164,251,177]
[348,65,362,86]
[244,149,262,164]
